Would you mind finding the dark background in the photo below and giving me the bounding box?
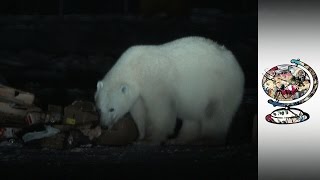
[0,0,257,106]
[0,0,256,15]
[0,0,257,178]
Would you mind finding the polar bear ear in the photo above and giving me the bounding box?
[97,81,104,90]
[120,84,128,94]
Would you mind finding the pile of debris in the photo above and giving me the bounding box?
[0,84,138,149]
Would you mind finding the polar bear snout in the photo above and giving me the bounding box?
[96,107,101,117]
[98,111,118,130]
[95,108,108,129]
[96,109,105,128]
[99,115,111,129]
[100,122,109,129]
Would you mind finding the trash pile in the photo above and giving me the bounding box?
[0,84,138,149]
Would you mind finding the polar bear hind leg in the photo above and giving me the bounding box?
[200,99,235,146]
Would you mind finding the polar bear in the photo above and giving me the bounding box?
[94,36,245,145]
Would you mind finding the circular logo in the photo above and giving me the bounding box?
[262,64,311,102]
[262,59,318,124]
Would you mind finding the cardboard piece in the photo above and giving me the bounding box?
[52,125,72,132]
[0,127,22,140]
[40,133,66,149]
[0,103,42,127]
[25,112,45,126]
[24,105,63,126]
[45,105,63,124]
[78,124,101,140]
[63,101,98,125]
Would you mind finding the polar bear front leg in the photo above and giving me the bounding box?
[166,120,201,145]
[130,97,147,140]
[145,98,177,145]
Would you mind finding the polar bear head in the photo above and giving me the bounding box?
[94,80,138,129]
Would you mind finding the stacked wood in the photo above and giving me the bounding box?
[0,84,35,105]
[0,84,139,147]
[0,85,41,127]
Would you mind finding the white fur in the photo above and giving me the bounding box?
[95,36,245,145]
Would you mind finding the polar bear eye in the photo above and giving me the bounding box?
[109,108,114,112]
[121,84,127,94]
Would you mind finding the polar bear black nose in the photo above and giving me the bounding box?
[100,124,109,130]
[99,120,109,130]
[96,108,101,117]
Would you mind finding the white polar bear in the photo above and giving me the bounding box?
[94,36,245,145]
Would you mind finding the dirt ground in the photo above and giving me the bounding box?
[0,143,257,178]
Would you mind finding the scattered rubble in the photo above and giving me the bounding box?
[0,84,256,149]
[0,84,139,149]
[22,125,60,142]
[0,84,35,105]
[63,101,98,125]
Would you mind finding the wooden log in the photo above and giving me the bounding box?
[0,112,27,128]
[0,102,42,127]
[0,84,35,105]
[95,117,138,146]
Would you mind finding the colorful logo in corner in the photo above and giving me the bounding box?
[262,58,318,124]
